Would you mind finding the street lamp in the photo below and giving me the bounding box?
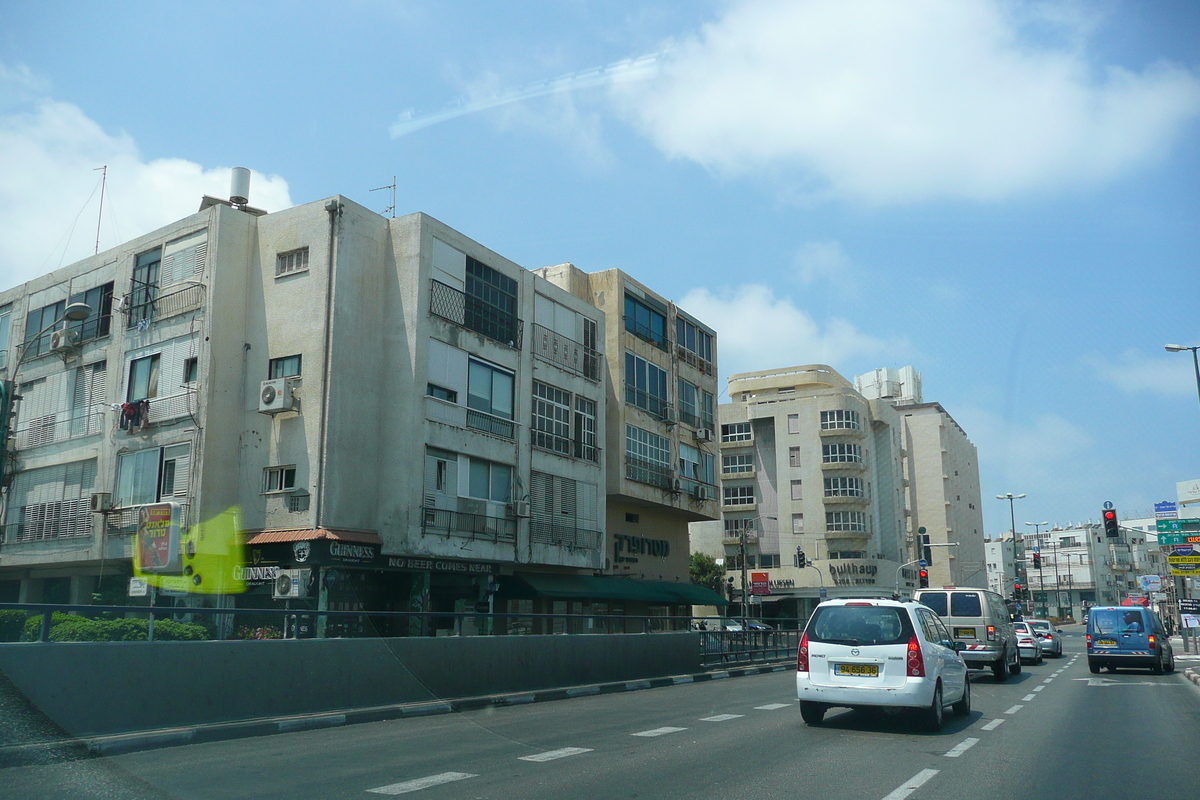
[1165,344,1200,414]
[997,493,1027,611]
[1025,521,1049,615]
[738,515,775,628]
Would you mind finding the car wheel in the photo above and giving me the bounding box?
[1152,652,1164,675]
[1010,652,1022,675]
[1088,660,1100,674]
[951,677,971,717]
[799,701,825,725]
[992,655,1009,682]
[923,683,944,732]
[1036,652,1044,665]
[1166,653,1175,674]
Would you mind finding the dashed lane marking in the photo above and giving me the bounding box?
[1022,694,1036,701]
[1004,704,1024,714]
[1033,686,1045,692]
[518,748,593,763]
[881,769,939,800]
[981,719,1004,731]
[756,703,793,710]
[943,738,979,758]
[632,726,687,737]
[367,773,477,795]
[700,714,744,722]
[1043,678,1053,684]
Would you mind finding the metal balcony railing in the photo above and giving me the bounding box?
[531,323,602,382]
[430,279,523,349]
[531,429,600,463]
[466,408,516,439]
[12,410,105,449]
[624,385,672,420]
[124,283,205,329]
[421,507,516,544]
[529,521,602,550]
[675,344,714,376]
[625,456,674,490]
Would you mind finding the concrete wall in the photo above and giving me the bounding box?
[0,632,701,738]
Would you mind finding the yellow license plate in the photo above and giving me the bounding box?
[834,663,879,677]
[955,628,976,639]
[1096,639,1117,647]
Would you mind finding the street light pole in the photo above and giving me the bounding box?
[997,493,1027,611]
[1025,521,1048,616]
[738,515,776,628]
[1165,344,1200,414]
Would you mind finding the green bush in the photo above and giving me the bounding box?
[0,610,29,642]
[22,612,209,642]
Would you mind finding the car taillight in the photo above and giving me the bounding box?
[1148,634,1156,650]
[1086,633,1092,651]
[986,625,996,641]
[797,632,810,672]
[907,633,925,678]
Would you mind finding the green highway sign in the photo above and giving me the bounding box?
[1156,532,1200,545]
[1157,518,1200,532]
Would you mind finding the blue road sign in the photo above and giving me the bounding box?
[919,559,928,568]
[1103,501,1114,510]
[819,588,827,598]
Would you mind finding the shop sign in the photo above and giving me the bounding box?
[385,556,498,574]
[751,572,770,595]
[769,579,796,589]
[135,502,182,574]
[613,533,670,564]
[830,562,879,586]
[233,564,281,584]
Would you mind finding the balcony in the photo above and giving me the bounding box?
[722,533,759,547]
[820,459,867,472]
[531,323,602,383]
[722,498,757,512]
[721,466,755,480]
[13,410,105,450]
[676,343,714,376]
[529,520,602,551]
[823,493,869,506]
[124,283,205,329]
[422,507,516,544]
[1,498,93,544]
[625,455,674,490]
[430,279,523,349]
[531,429,601,464]
[624,385,673,422]
[425,396,516,440]
[678,477,717,502]
[819,425,866,438]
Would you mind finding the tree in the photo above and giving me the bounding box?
[689,552,725,591]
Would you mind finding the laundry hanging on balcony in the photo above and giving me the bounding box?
[119,399,151,434]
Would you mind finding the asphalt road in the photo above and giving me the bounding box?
[5,630,1200,800]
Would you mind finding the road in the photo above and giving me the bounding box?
[4,630,1200,800]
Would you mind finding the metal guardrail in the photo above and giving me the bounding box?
[124,283,205,328]
[421,507,517,543]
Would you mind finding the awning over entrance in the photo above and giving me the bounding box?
[243,528,383,545]
[514,573,727,605]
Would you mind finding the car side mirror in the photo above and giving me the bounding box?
[952,641,967,652]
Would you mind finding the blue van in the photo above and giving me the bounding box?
[1086,606,1175,674]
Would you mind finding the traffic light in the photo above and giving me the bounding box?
[1013,582,1022,600]
[1032,553,1041,569]
[797,549,807,569]
[919,569,929,588]
[726,576,735,601]
[1103,509,1119,538]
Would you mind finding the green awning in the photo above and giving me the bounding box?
[514,573,728,606]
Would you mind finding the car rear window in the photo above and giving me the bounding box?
[806,605,913,646]
[1031,621,1051,632]
[917,592,947,616]
[1092,609,1145,635]
[950,592,983,617]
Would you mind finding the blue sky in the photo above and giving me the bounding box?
[2,0,1198,534]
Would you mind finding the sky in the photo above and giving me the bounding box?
[1,0,1198,536]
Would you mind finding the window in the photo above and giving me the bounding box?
[276,248,310,277]
[465,257,519,345]
[788,414,800,434]
[263,465,297,493]
[127,354,160,402]
[467,458,512,502]
[574,396,598,462]
[532,381,572,455]
[467,359,514,419]
[678,443,714,486]
[0,304,10,370]
[625,424,671,487]
[822,443,862,463]
[723,485,755,506]
[65,282,114,343]
[626,513,640,523]
[792,513,804,534]
[624,352,669,417]
[22,298,64,359]
[723,453,753,474]
[700,390,715,429]
[427,383,457,402]
[6,459,97,541]
[824,476,865,497]
[759,554,781,568]
[183,357,198,385]
[829,550,866,559]
[269,354,302,379]
[724,518,755,535]
[826,510,867,531]
[678,379,699,426]
[115,448,164,506]
[159,443,190,498]
[675,316,713,363]
[791,479,803,500]
[129,248,162,326]
[624,293,667,348]
[789,446,802,468]
[820,409,861,430]
[721,422,752,442]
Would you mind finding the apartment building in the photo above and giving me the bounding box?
[855,367,986,589]
[712,365,913,620]
[533,265,723,590]
[0,181,722,629]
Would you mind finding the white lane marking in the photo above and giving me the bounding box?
[632,726,687,737]
[756,703,792,710]
[1043,678,1054,684]
[881,769,940,800]
[1004,704,1024,714]
[943,738,979,758]
[981,718,1005,731]
[700,714,744,722]
[1033,686,1045,692]
[368,773,477,795]
[1022,694,1036,701]
[519,747,593,763]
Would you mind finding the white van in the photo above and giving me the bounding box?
[913,588,1021,681]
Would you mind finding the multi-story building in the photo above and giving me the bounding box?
[984,539,1016,596]
[709,365,913,620]
[856,367,986,589]
[533,265,722,588]
[0,178,723,629]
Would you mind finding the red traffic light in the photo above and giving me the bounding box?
[1014,583,1022,590]
[1103,508,1120,537]
[918,569,929,588]
[1103,510,1116,521]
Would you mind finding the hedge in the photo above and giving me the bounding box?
[22,612,209,642]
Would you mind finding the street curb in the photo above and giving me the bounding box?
[1184,667,1200,689]
[1,660,794,761]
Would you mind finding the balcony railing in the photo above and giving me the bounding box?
[676,344,714,376]
[625,456,674,490]
[531,429,601,463]
[422,507,516,544]
[466,408,516,439]
[12,410,105,450]
[531,323,602,382]
[529,521,602,550]
[624,385,672,421]
[124,283,205,329]
[1,498,93,543]
[430,279,523,349]
[623,316,668,351]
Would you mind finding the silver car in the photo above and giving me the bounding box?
[1013,621,1044,664]
[1027,618,1064,657]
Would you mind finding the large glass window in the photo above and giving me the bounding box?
[678,443,713,485]
[824,476,865,497]
[723,485,755,506]
[820,409,861,430]
[723,454,753,474]
[115,449,163,507]
[678,379,699,427]
[822,443,862,463]
[625,424,671,487]
[826,510,867,531]
[68,282,114,342]
[624,352,668,417]
[721,422,751,442]
[22,299,64,359]
[675,317,713,364]
[467,359,514,419]
[532,380,572,455]
[574,396,598,462]
[465,257,519,346]
[129,248,162,326]
[467,458,512,502]
[624,294,667,348]
[701,390,715,429]
[127,354,160,402]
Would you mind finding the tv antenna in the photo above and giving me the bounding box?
[370,176,396,218]
[94,165,107,254]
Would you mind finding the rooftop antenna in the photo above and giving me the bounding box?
[93,165,107,255]
[370,176,396,218]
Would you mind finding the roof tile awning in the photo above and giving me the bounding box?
[514,573,727,606]
[243,528,383,546]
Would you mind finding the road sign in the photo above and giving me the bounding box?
[1157,518,1200,533]
[819,587,827,598]
[1179,599,1200,614]
[1175,545,1196,557]
[1103,501,1114,510]
[919,559,928,568]
[1156,532,1200,545]
[1155,501,1179,519]
[1170,562,1200,576]
[1168,555,1200,564]
[128,577,148,597]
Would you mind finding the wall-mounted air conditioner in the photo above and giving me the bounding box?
[671,477,682,492]
[512,500,531,518]
[259,377,300,414]
[694,428,714,443]
[89,492,112,513]
[50,328,80,352]
[273,568,311,599]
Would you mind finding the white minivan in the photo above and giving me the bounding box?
[796,598,971,730]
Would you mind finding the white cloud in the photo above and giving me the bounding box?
[1086,348,1198,397]
[0,71,292,287]
[614,0,1200,203]
[793,239,851,285]
[677,283,906,381]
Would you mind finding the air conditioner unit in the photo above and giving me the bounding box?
[671,477,682,492]
[50,328,80,352]
[89,492,112,513]
[259,377,300,414]
[692,485,713,501]
[512,500,531,518]
[273,568,311,599]
[661,407,676,425]
[694,428,714,442]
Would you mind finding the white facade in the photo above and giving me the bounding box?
[985,540,1015,596]
[854,366,922,405]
